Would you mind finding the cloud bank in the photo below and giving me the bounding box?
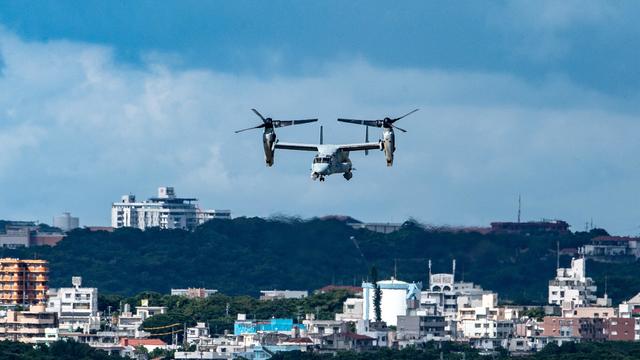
[0,28,638,234]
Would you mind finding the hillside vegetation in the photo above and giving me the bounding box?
[2,218,638,303]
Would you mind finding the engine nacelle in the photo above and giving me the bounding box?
[383,128,395,166]
[263,130,276,166]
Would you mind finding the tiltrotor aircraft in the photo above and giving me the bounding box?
[235,108,419,181]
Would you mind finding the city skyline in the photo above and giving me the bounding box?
[0,2,639,234]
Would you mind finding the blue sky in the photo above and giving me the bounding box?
[0,1,639,233]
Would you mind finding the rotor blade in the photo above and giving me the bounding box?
[392,108,419,122]
[391,124,407,133]
[273,119,318,128]
[337,119,381,127]
[234,124,265,133]
[251,108,267,123]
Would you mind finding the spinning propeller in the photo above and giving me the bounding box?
[235,109,318,133]
[337,109,419,133]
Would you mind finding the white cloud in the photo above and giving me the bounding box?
[0,27,638,234]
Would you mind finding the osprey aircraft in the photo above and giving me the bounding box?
[235,108,419,181]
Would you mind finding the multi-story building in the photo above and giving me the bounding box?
[0,258,48,306]
[0,304,57,342]
[542,317,607,341]
[0,223,65,248]
[52,213,80,232]
[260,290,308,301]
[548,257,597,307]
[579,236,640,260]
[111,187,230,231]
[171,288,218,299]
[46,277,99,333]
[397,314,446,341]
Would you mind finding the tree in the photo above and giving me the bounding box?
[370,266,382,322]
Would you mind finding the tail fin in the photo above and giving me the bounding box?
[365,126,369,156]
[320,126,324,145]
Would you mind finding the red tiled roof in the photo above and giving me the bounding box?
[120,338,167,346]
[284,337,314,344]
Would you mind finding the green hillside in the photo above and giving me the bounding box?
[2,218,638,304]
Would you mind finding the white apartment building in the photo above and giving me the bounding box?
[548,257,597,307]
[457,293,518,340]
[111,187,231,231]
[46,277,100,333]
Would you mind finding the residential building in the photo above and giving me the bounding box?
[490,220,570,235]
[46,276,99,333]
[335,297,364,322]
[322,332,375,351]
[548,257,597,307]
[618,292,640,318]
[260,290,308,301]
[52,213,80,232]
[542,317,607,341]
[111,186,231,231]
[234,315,306,336]
[171,288,218,298]
[116,300,165,335]
[303,314,346,338]
[0,258,48,306]
[397,314,446,340]
[119,338,168,353]
[347,222,403,234]
[135,299,167,321]
[606,318,637,341]
[561,306,616,319]
[362,278,421,326]
[0,304,57,342]
[579,236,640,260]
[186,322,211,346]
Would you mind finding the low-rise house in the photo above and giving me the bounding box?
[119,337,168,353]
[335,297,363,322]
[322,332,375,351]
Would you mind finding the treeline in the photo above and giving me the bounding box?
[0,339,125,360]
[1,217,637,303]
[99,290,351,342]
[271,341,640,360]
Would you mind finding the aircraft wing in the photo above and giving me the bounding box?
[274,142,319,152]
[338,142,382,152]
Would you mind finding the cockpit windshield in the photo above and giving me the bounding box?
[313,156,331,164]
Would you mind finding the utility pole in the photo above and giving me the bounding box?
[517,194,521,223]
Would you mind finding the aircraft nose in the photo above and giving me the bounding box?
[313,163,329,174]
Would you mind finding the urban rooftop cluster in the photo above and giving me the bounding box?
[0,249,638,359]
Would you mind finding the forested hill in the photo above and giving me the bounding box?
[2,218,639,304]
